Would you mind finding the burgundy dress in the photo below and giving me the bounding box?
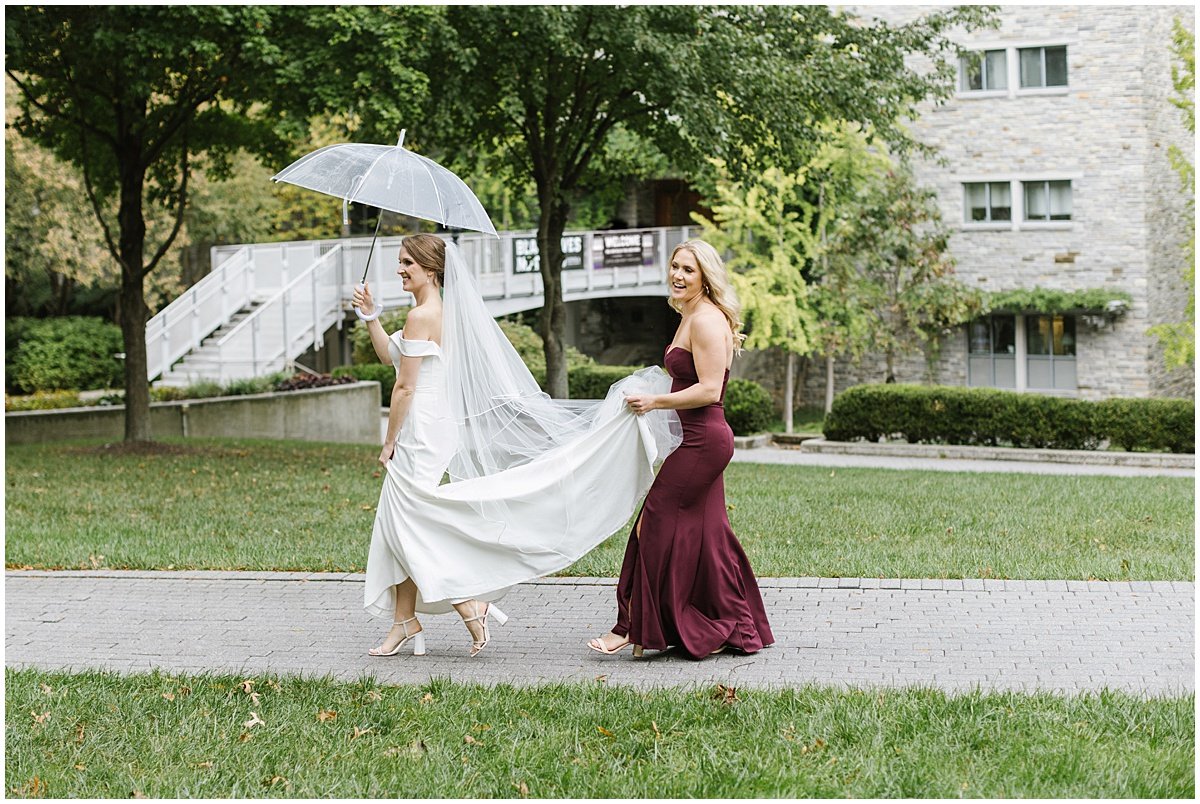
[610,346,774,659]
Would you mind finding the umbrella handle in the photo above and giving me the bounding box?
[354,283,384,322]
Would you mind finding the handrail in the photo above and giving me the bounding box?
[216,245,342,347]
[145,245,253,380]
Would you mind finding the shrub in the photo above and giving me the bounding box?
[273,373,356,393]
[1096,398,1195,454]
[350,310,410,365]
[8,316,124,393]
[568,364,644,400]
[723,378,775,436]
[824,384,1193,453]
[4,390,83,411]
[333,364,393,405]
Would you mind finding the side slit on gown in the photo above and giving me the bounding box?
[610,346,774,659]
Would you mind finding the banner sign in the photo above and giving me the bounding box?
[600,231,652,268]
[512,235,584,273]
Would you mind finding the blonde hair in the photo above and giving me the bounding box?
[667,239,746,353]
[401,233,446,286]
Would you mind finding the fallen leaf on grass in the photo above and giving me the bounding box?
[712,684,738,705]
[266,680,282,692]
[515,781,530,797]
[596,726,614,738]
[464,734,482,745]
[74,764,86,771]
[132,791,148,799]
[594,674,608,683]
[238,732,253,743]
[238,680,255,695]
[420,693,434,704]
[243,712,265,729]
[651,721,662,740]
[31,710,50,725]
[162,693,175,701]
[75,723,86,744]
[248,691,261,706]
[192,762,214,769]
[364,690,382,702]
[385,740,427,758]
[316,710,337,722]
[350,726,373,740]
[15,776,46,797]
[266,776,291,789]
[39,683,53,696]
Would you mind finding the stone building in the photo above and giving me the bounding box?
[792,4,1196,405]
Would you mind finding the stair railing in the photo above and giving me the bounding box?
[207,244,345,383]
[145,246,254,381]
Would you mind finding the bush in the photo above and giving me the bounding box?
[350,310,410,365]
[723,378,775,436]
[8,316,124,393]
[4,390,84,411]
[824,384,1194,453]
[333,364,393,405]
[568,364,644,400]
[1096,398,1195,453]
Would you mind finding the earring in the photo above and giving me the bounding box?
[703,284,711,295]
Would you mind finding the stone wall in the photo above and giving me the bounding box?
[5,381,381,446]
[847,5,1195,400]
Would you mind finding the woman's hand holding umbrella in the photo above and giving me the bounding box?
[352,282,377,317]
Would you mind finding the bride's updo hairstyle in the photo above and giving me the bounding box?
[402,233,446,287]
[667,239,746,353]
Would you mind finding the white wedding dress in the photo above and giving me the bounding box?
[364,330,672,618]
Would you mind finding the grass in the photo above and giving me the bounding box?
[6,668,1193,798]
[5,438,1193,580]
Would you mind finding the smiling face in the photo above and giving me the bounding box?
[668,246,705,305]
[397,246,434,293]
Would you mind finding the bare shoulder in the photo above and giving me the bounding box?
[402,304,442,342]
[690,306,730,342]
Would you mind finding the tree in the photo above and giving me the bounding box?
[831,162,983,382]
[430,5,995,397]
[697,162,824,432]
[1148,17,1195,370]
[6,6,434,441]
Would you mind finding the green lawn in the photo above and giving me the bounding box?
[5,439,1194,579]
[6,669,1192,798]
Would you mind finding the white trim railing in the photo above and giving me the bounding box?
[202,245,346,383]
[145,246,254,381]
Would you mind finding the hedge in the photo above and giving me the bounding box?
[724,378,775,436]
[7,316,124,393]
[823,384,1194,454]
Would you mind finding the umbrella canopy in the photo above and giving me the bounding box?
[271,132,497,237]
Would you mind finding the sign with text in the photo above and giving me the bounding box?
[600,231,653,269]
[512,235,584,273]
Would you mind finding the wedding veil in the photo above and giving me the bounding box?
[439,242,681,483]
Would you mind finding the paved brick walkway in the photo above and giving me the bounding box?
[5,570,1192,696]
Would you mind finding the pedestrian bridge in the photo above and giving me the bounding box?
[148,226,696,385]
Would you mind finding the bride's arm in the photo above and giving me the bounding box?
[626,315,727,414]
[379,308,436,465]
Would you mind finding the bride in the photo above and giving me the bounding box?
[353,233,679,658]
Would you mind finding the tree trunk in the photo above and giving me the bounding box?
[117,154,152,442]
[537,198,569,398]
[885,349,896,384]
[784,351,795,434]
[824,353,834,413]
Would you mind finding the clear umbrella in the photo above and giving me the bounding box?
[272,130,497,320]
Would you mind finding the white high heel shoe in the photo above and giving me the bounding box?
[462,602,508,657]
[367,617,426,657]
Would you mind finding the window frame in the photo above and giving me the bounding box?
[959,48,1008,94]
[953,41,1072,100]
[1018,45,1069,90]
[1021,179,1073,223]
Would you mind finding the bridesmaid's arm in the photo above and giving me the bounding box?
[627,314,728,414]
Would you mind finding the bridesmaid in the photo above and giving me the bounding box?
[588,239,774,660]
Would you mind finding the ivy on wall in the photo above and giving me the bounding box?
[983,287,1134,315]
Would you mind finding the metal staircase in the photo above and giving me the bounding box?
[146,226,693,386]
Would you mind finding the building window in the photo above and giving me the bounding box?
[1026,315,1077,390]
[1023,180,1072,221]
[964,182,1012,223]
[1019,45,1068,88]
[968,315,1017,388]
[960,50,1008,92]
